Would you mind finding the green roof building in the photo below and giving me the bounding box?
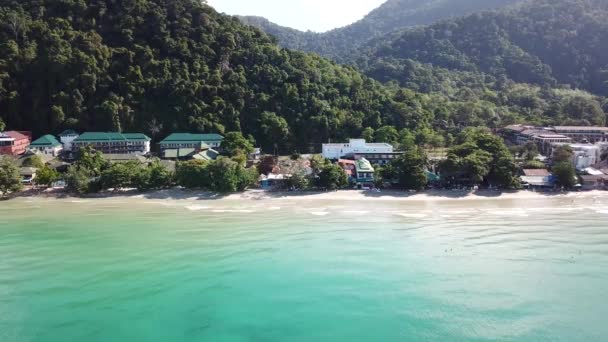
[355,158,375,185]
[159,133,224,152]
[72,132,151,154]
[28,134,63,156]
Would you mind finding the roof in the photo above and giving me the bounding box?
[535,134,570,139]
[504,125,530,133]
[122,133,151,141]
[355,158,374,172]
[59,129,79,137]
[323,143,393,148]
[74,132,151,143]
[554,126,608,132]
[30,135,62,147]
[426,171,441,182]
[522,169,551,177]
[260,173,289,181]
[20,167,38,176]
[160,133,224,144]
[580,174,608,182]
[584,167,605,176]
[192,149,219,161]
[3,131,29,141]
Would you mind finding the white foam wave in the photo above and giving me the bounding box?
[186,205,210,211]
[395,213,428,219]
[211,209,255,213]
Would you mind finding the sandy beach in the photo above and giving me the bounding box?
[12,187,608,203]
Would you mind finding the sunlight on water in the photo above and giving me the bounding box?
[1,196,608,341]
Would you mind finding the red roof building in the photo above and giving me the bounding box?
[0,131,31,156]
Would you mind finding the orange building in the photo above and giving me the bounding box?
[0,131,31,156]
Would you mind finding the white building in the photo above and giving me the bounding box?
[553,143,602,170]
[322,139,394,160]
[28,135,63,156]
[59,130,79,152]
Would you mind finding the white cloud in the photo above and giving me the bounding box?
[207,0,386,32]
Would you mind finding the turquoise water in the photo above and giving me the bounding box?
[1,196,608,341]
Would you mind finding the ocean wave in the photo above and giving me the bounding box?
[185,205,210,211]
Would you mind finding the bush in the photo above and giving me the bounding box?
[65,166,95,194]
[35,165,60,187]
[317,163,348,190]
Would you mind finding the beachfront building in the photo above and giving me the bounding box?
[259,173,290,190]
[20,167,37,185]
[72,132,151,155]
[159,133,224,154]
[338,159,356,183]
[520,169,554,189]
[354,158,375,188]
[0,131,31,156]
[322,139,394,160]
[28,135,63,156]
[580,174,608,190]
[553,126,608,143]
[59,130,79,152]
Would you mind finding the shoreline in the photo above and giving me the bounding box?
[8,187,608,203]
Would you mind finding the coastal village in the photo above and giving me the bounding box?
[1,123,608,196]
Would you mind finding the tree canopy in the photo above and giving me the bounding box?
[0,156,23,197]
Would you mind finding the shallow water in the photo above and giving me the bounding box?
[1,196,608,341]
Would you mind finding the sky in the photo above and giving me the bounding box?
[207,0,387,32]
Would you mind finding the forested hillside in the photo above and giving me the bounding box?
[0,0,606,155]
[239,0,520,61]
[356,0,608,96]
[0,0,445,152]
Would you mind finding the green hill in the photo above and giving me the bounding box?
[356,0,608,96]
[239,0,521,61]
[0,0,440,152]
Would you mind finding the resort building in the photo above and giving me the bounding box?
[503,125,608,151]
[503,125,574,154]
[28,135,63,156]
[531,133,573,154]
[551,143,602,170]
[72,132,151,155]
[0,131,31,156]
[520,169,554,189]
[354,158,375,188]
[553,126,608,143]
[322,139,394,160]
[59,130,79,152]
[159,133,224,154]
[352,152,404,165]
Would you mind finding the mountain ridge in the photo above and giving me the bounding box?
[238,0,522,61]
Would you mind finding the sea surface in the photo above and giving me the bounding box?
[1,195,608,341]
